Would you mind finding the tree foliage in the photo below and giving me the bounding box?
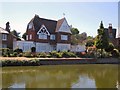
[11,30,20,37]
[105,43,114,52]
[22,32,26,40]
[71,28,79,35]
[95,21,109,50]
[86,39,94,47]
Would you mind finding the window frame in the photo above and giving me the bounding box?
[2,34,7,41]
[61,35,68,40]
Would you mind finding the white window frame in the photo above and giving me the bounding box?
[28,22,33,29]
[26,35,28,40]
[2,34,7,41]
[38,34,47,39]
[50,34,55,40]
[61,35,68,40]
[30,34,32,40]
[37,25,50,40]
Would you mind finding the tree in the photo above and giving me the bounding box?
[22,32,26,40]
[95,21,109,57]
[86,39,94,47]
[11,30,20,37]
[71,28,79,35]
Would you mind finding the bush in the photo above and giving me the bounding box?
[14,48,23,54]
[49,51,62,58]
[1,48,13,57]
[23,52,33,58]
[111,49,120,58]
[37,52,47,58]
[62,51,76,58]
[31,47,36,52]
[105,43,114,52]
[17,53,23,57]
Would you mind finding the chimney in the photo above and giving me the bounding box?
[5,22,10,33]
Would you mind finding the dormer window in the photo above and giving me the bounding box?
[37,25,50,39]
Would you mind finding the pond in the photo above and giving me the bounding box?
[1,64,119,88]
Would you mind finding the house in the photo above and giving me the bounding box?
[17,15,71,52]
[0,27,17,49]
[104,23,116,39]
[16,15,86,52]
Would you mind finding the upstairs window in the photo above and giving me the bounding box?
[50,34,55,40]
[30,34,32,40]
[2,34,7,40]
[28,22,33,29]
[26,35,28,40]
[37,25,50,40]
[61,35,68,40]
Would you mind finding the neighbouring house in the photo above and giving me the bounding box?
[16,15,86,52]
[0,27,17,49]
[101,23,120,49]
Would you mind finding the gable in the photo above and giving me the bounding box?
[37,24,50,35]
[57,19,71,34]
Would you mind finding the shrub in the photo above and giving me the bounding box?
[23,52,33,58]
[111,49,120,58]
[50,51,62,58]
[37,52,47,58]
[2,48,12,57]
[14,48,23,54]
[17,53,23,57]
[31,47,36,52]
[105,43,114,52]
[62,51,76,58]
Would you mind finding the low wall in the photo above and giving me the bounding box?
[1,58,119,67]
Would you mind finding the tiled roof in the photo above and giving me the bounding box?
[27,15,57,34]
[55,18,65,32]
[0,27,9,34]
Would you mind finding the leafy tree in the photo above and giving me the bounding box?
[71,28,79,35]
[22,32,26,40]
[95,21,109,57]
[86,39,94,47]
[11,30,20,37]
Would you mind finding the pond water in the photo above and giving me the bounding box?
[1,64,119,88]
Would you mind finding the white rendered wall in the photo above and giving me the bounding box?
[36,43,51,52]
[58,19,71,34]
[71,45,86,52]
[57,43,70,51]
[16,41,34,52]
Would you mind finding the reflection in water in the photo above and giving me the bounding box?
[2,64,118,88]
[72,75,96,88]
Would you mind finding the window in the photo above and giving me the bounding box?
[2,44,7,48]
[26,35,28,40]
[37,25,50,40]
[2,34,7,40]
[61,35,68,40]
[28,22,33,29]
[50,34,55,40]
[38,34,47,39]
[30,34,32,40]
